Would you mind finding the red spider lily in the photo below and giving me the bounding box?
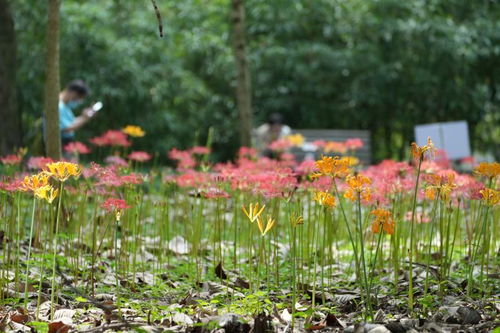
[127,151,152,162]
[96,168,143,187]
[363,160,414,204]
[189,146,211,155]
[201,187,230,199]
[64,141,91,154]
[324,141,347,154]
[0,154,22,165]
[345,138,364,151]
[89,136,108,147]
[27,157,54,170]
[0,178,23,192]
[168,148,196,170]
[119,173,143,185]
[173,170,212,188]
[90,130,131,147]
[105,155,128,167]
[238,147,257,160]
[295,160,317,176]
[268,138,293,151]
[404,210,430,224]
[101,198,130,212]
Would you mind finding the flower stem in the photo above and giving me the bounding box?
[408,157,423,312]
[50,181,64,320]
[24,197,36,308]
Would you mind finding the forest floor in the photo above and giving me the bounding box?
[2,238,499,333]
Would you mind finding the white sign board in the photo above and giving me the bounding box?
[414,121,471,160]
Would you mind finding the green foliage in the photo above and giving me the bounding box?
[12,0,500,161]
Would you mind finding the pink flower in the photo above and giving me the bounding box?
[27,157,54,170]
[128,151,152,162]
[0,154,22,165]
[102,198,130,212]
[64,141,91,154]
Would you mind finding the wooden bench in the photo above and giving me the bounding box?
[291,129,372,165]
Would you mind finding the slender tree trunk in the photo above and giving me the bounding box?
[43,0,61,160]
[230,0,252,147]
[0,0,22,155]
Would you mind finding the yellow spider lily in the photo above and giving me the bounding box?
[122,125,145,137]
[290,213,304,227]
[479,188,499,206]
[44,162,81,182]
[242,203,265,223]
[20,172,50,192]
[410,137,436,161]
[313,191,336,208]
[257,216,276,236]
[34,185,59,204]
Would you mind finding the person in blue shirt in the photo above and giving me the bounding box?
[59,80,96,146]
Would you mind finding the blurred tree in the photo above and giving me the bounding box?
[0,0,21,155]
[231,0,253,147]
[11,0,500,162]
[43,0,61,160]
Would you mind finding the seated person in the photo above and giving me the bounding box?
[254,113,291,157]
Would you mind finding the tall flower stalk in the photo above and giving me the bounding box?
[408,138,435,311]
[19,172,58,307]
[43,162,81,319]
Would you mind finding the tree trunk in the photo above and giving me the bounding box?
[0,0,22,155]
[43,0,61,160]
[230,0,252,147]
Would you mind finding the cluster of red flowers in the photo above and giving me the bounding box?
[83,163,143,188]
[90,130,131,147]
[0,154,22,165]
[101,198,130,212]
[128,151,152,162]
[64,141,91,154]
[312,138,364,154]
[27,157,54,170]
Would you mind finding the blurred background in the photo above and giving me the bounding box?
[2,0,500,162]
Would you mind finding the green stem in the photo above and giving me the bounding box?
[24,197,36,308]
[50,181,64,320]
[408,157,423,311]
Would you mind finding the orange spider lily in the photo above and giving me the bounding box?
[474,162,500,179]
[312,156,351,179]
[344,174,372,202]
[370,208,395,235]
